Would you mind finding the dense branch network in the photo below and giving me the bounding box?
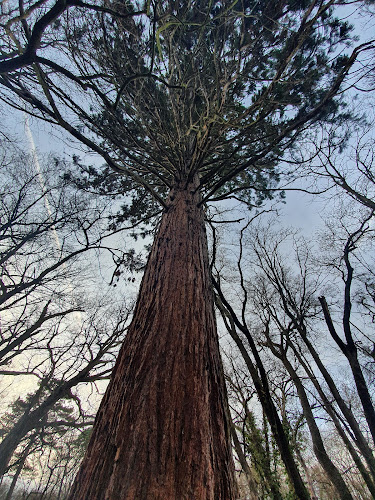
[1,0,373,210]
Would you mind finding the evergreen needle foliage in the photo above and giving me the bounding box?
[0,0,367,213]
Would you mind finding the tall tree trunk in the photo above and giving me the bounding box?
[297,328,375,479]
[278,353,353,500]
[286,337,375,497]
[319,296,375,446]
[214,292,311,500]
[68,184,237,499]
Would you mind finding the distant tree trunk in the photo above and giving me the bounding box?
[230,423,259,500]
[319,296,375,446]
[295,448,318,500]
[278,353,353,500]
[214,292,311,500]
[0,360,97,476]
[296,327,375,479]
[68,183,237,499]
[286,336,375,496]
[5,441,33,500]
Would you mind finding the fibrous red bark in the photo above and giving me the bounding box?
[68,184,237,499]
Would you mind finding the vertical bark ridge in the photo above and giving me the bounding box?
[68,185,237,499]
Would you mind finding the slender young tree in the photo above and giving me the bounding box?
[1,1,373,498]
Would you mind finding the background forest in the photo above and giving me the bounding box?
[0,0,375,498]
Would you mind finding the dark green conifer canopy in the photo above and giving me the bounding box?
[0,0,369,211]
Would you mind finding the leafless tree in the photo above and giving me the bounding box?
[215,215,375,498]
[0,147,139,367]
[0,147,137,478]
